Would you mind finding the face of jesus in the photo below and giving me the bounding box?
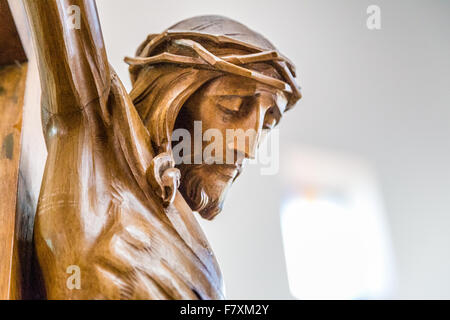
[173,70,288,220]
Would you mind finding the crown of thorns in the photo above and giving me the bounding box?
[125,30,301,109]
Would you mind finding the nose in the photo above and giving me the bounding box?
[226,133,258,160]
[226,95,274,160]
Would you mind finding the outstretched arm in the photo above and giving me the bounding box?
[24,0,110,119]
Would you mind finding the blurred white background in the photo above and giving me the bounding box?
[95,0,450,299]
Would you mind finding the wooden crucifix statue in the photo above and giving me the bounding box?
[23,0,300,299]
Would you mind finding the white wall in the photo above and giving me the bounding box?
[97,0,450,299]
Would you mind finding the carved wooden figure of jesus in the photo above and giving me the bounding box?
[24,0,300,299]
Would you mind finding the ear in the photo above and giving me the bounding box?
[146,152,181,206]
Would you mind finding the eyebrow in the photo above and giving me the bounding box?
[210,86,276,98]
[212,94,256,100]
[213,91,287,114]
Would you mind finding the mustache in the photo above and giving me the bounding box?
[180,162,241,181]
[174,150,247,168]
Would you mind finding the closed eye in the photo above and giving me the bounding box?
[216,95,244,112]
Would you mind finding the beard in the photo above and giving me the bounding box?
[177,163,239,220]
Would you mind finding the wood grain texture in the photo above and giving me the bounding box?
[0,0,27,66]
[23,0,300,299]
[0,63,28,300]
[2,0,46,300]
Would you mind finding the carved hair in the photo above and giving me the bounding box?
[127,15,301,155]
